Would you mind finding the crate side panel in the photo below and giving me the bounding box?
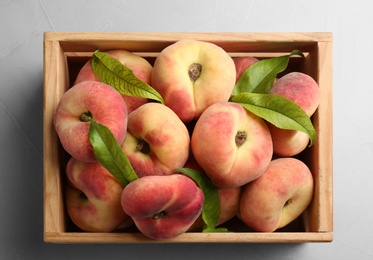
[47,32,330,53]
[45,231,333,244]
[314,40,333,232]
[43,37,70,239]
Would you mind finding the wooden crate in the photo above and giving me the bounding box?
[43,32,333,243]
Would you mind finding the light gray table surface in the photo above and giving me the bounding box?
[1,0,372,259]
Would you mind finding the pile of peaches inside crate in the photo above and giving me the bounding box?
[43,32,333,243]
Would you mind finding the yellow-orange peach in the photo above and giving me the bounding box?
[121,174,204,239]
[191,102,273,188]
[239,157,314,232]
[189,185,242,231]
[53,81,127,162]
[268,72,320,156]
[121,103,190,177]
[233,56,259,82]
[65,157,130,232]
[151,40,236,123]
[183,154,242,231]
[74,50,151,112]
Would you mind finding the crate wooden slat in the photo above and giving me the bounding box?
[43,32,333,243]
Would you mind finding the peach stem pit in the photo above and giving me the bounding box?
[235,131,247,147]
[188,63,202,81]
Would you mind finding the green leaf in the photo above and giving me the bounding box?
[91,50,165,104]
[232,50,305,95]
[175,168,228,233]
[230,92,316,146]
[89,120,139,186]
